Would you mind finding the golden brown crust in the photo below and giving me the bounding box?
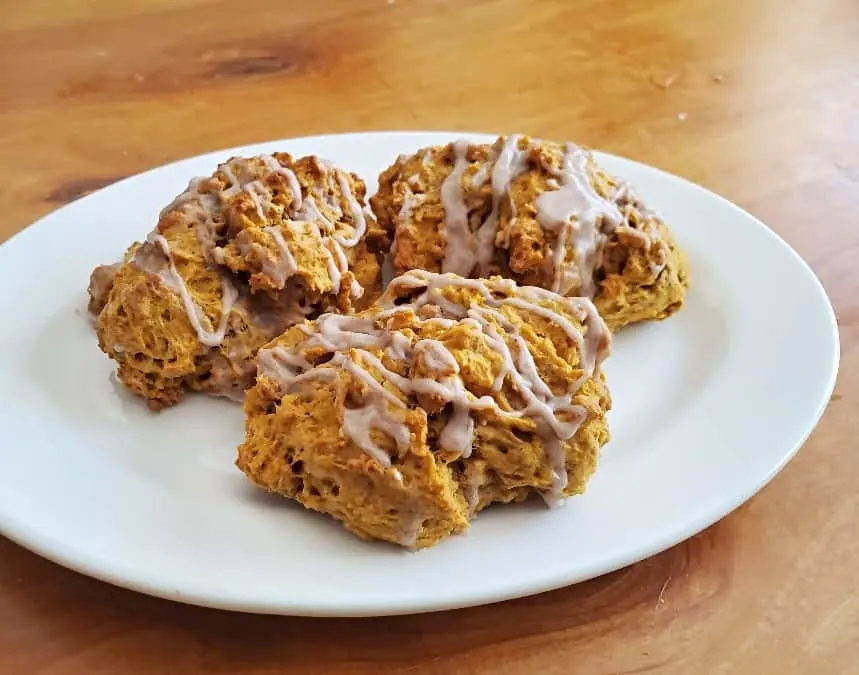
[217,154,387,299]
[90,153,386,410]
[370,136,689,331]
[241,377,467,548]
[595,220,689,331]
[237,272,612,549]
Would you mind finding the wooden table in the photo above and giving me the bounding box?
[2,0,857,672]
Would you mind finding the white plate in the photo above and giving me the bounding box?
[0,132,839,617]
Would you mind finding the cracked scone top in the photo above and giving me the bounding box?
[237,270,612,549]
[89,152,387,409]
[371,135,689,331]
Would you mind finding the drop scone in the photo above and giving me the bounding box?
[237,270,612,549]
[371,135,689,331]
[89,153,388,410]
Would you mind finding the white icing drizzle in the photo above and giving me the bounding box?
[168,158,362,304]
[264,344,414,470]
[440,140,476,275]
[298,314,383,352]
[413,338,473,455]
[382,272,608,496]
[148,234,237,347]
[297,195,334,232]
[244,180,269,221]
[343,396,410,468]
[536,145,623,296]
[221,157,305,290]
[382,190,414,286]
[458,302,586,495]
[260,153,303,210]
[502,297,583,348]
[413,136,531,276]
[140,153,370,353]
[400,138,666,298]
[328,233,349,274]
[338,350,409,407]
[258,341,423,546]
[257,346,336,390]
[263,226,299,287]
[310,220,344,293]
[321,169,345,219]
[259,271,610,505]
[415,339,459,374]
[238,156,366,298]
[386,331,413,361]
[296,196,362,299]
[415,374,476,456]
[220,161,241,197]
[474,135,532,273]
[471,161,491,189]
[159,177,206,218]
[333,171,367,247]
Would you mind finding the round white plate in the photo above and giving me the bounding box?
[0,132,839,617]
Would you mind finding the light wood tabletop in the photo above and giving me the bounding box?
[1,0,857,672]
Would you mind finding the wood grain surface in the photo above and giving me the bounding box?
[1,0,857,672]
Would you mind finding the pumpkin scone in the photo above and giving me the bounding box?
[236,270,611,549]
[371,135,689,331]
[88,153,387,410]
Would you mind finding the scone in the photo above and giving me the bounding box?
[371,135,689,331]
[236,270,612,549]
[89,153,388,410]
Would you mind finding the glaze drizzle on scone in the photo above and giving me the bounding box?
[165,154,370,301]
[372,135,689,331]
[238,269,612,548]
[89,152,386,409]
[255,270,609,506]
[439,136,653,293]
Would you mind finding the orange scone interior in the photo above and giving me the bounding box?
[237,270,612,549]
[89,153,387,410]
[371,135,689,331]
